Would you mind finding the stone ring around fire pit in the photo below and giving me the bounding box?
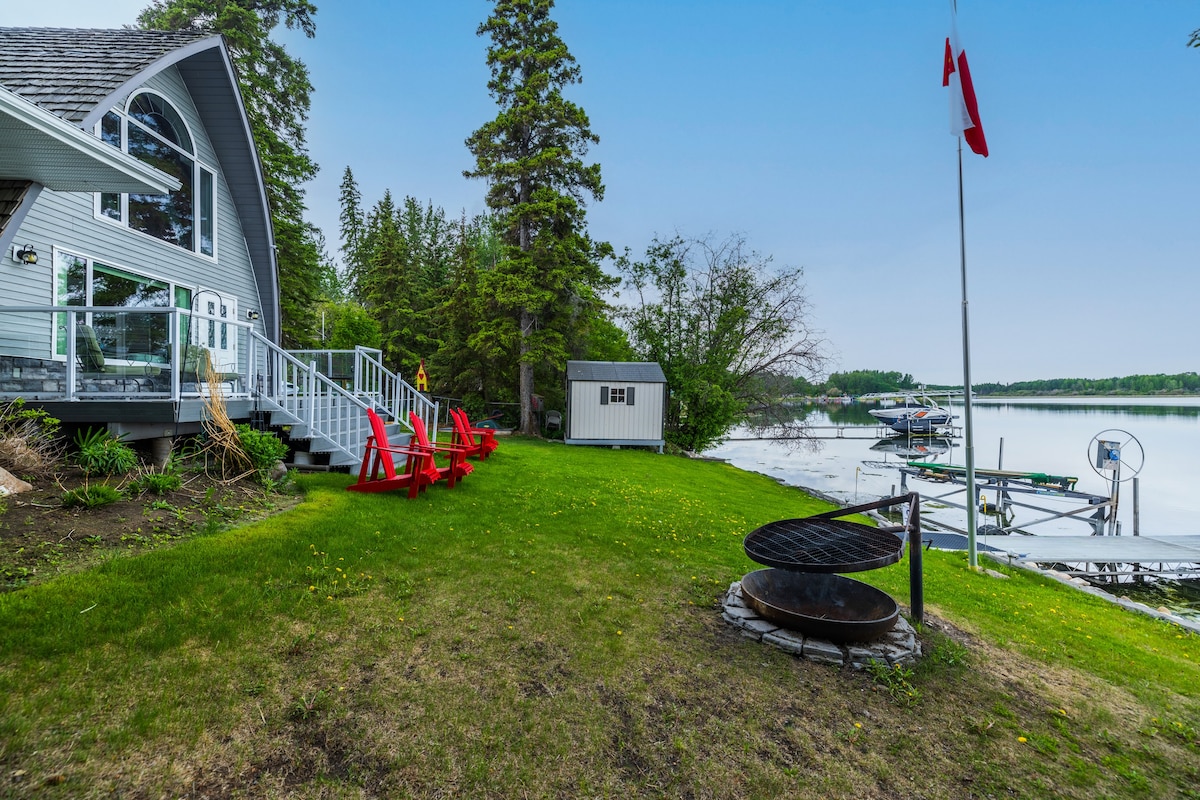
[723,580,921,669]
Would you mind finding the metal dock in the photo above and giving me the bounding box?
[979,535,1200,579]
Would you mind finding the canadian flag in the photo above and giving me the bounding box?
[943,9,988,157]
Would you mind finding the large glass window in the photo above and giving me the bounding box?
[95,91,216,258]
[128,125,194,250]
[54,250,179,364]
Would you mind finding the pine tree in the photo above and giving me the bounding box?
[465,0,611,434]
[338,166,366,298]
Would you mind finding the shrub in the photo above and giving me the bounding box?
[74,428,139,476]
[61,483,123,509]
[234,424,288,484]
[0,398,63,480]
[129,465,183,495]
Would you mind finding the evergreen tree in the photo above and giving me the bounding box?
[465,0,612,435]
[138,0,324,347]
[338,166,367,298]
[431,213,515,409]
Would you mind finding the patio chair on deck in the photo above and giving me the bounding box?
[346,408,442,498]
[76,324,161,389]
[182,344,240,389]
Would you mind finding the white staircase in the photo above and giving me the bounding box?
[250,334,437,467]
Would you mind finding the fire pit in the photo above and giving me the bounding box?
[740,569,899,643]
[739,494,922,643]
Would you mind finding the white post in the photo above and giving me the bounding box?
[957,138,980,568]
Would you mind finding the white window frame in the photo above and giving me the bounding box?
[50,246,183,363]
[92,89,219,260]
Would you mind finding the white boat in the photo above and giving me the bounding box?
[888,407,954,433]
[862,391,957,434]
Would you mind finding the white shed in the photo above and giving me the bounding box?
[564,361,667,452]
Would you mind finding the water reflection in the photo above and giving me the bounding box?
[975,398,1200,419]
[868,436,952,460]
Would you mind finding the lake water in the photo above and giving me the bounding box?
[706,397,1200,618]
[705,397,1200,538]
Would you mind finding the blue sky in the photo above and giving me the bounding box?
[11,2,1200,385]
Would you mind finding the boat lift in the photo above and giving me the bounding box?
[892,430,1196,582]
[897,461,1114,537]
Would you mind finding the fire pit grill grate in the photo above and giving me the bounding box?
[743,518,904,574]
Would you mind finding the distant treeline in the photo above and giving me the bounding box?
[790,369,1200,397]
[972,373,1200,396]
[791,370,918,397]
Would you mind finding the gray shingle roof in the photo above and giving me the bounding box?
[0,28,210,123]
[567,361,666,383]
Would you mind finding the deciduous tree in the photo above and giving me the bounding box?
[618,234,825,452]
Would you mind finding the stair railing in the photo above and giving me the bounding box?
[353,347,438,441]
[251,332,373,464]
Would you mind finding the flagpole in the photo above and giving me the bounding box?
[956,136,980,568]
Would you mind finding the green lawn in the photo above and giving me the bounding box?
[1,437,1197,798]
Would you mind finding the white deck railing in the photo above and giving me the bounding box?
[0,306,437,465]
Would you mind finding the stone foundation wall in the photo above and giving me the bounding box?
[0,355,65,395]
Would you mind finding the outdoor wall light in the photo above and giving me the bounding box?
[13,245,38,265]
[246,310,261,320]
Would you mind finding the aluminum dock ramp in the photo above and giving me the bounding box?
[979,535,1200,579]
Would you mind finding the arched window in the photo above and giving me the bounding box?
[97,90,215,257]
[129,92,193,152]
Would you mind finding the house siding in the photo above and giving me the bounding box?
[0,64,263,359]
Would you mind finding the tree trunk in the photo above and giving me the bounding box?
[519,308,536,435]
[517,209,537,436]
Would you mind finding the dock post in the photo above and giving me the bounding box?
[1132,478,1140,537]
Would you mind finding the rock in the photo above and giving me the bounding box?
[724,585,749,609]
[740,618,779,638]
[763,629,805,655]
[0,467,32,497]
[269,461,288,482]
[846,645,881,669]
[721,604,759,622]
[802,638,845,667]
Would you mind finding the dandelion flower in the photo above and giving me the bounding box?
[854,722,863,729]
[1018,736,1027,743]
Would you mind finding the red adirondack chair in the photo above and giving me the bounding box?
[450,407,499,460]
[408,411,474,486]
[450,408,499,459]
[347,408,442,498]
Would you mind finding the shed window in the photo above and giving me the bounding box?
[95,90,216,258]
[600,386,635,405]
